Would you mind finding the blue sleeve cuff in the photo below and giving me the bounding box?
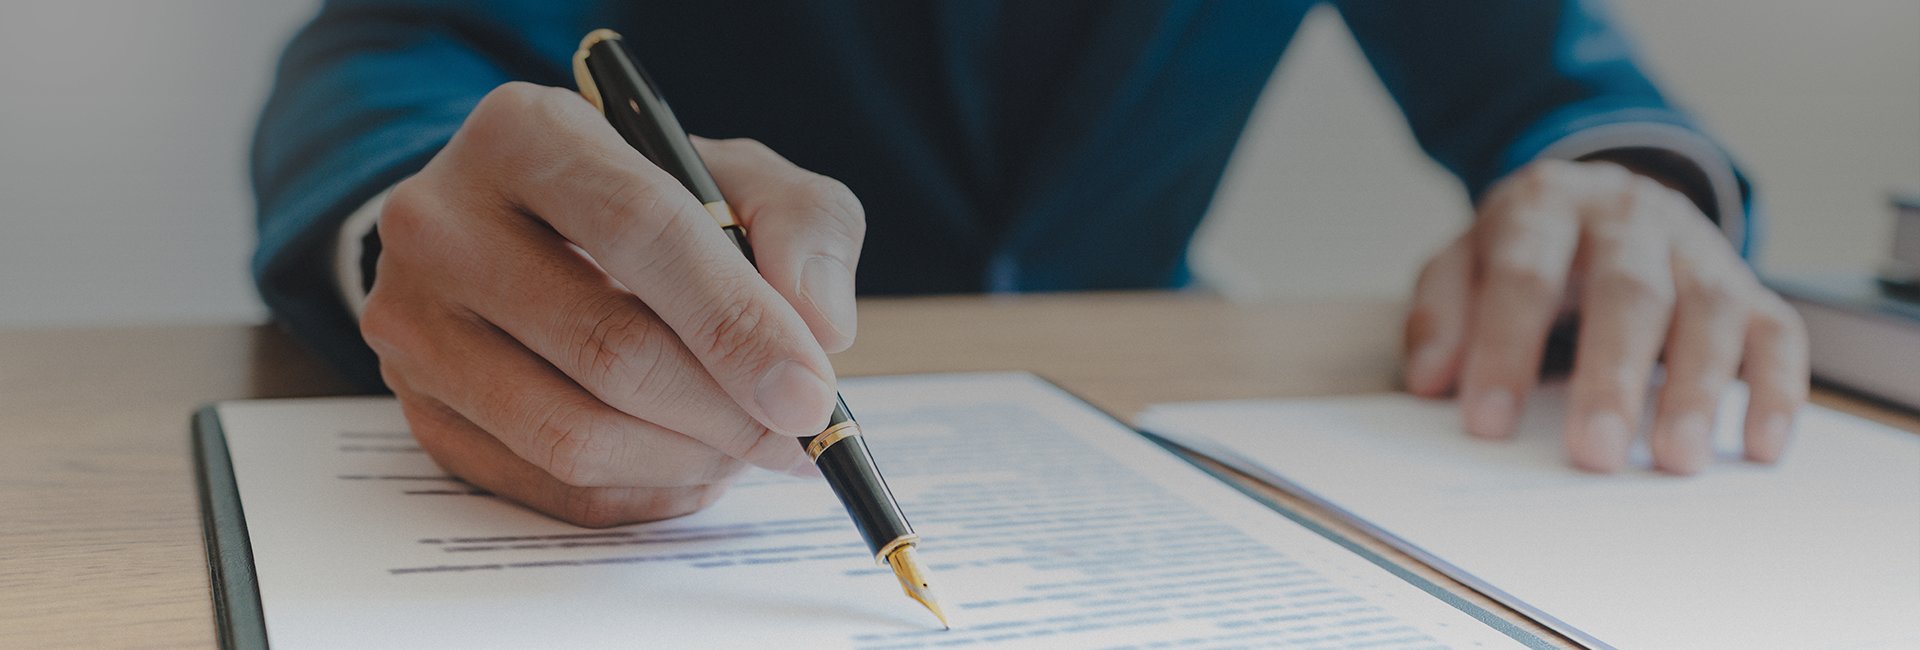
[250,125,454,392]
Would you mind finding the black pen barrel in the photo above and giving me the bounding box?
[580,37,725,205]
[802,397,916,558]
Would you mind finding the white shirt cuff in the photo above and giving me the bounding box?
[1535,121,1747,249]
[332,188,390,320]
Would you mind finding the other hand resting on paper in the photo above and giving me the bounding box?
[361,83,862,527]
[1401,159,1809,475]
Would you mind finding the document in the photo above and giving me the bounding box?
[1139,385,1920,650]
[213,372,1532,649]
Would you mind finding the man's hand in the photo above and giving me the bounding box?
[362,82,865,526]
[1402,159,1808,474]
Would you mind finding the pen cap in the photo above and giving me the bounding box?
[577,32,726,205]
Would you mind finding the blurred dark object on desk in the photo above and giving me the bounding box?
[1879,193,1920,301]
[1767,193,1920,413]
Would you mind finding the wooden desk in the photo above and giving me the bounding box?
[3,293,1914,648]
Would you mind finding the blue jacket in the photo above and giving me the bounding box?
[253,0,1752,391]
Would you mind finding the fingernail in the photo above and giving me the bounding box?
[799,256,857,348]
[1465,388,1516,438]
[1661,412,1712,474]
[1752,413,1793,463]
[1575,412,1632,473]
[754,360,833,435]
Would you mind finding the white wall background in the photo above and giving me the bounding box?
[1,1,1916,327]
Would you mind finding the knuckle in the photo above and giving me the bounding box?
[1475,200,1527,234]
[595,177,684,258]
[1587,160,1636,188]
[1751,297,1807,343]
[376,361,408,393]
[491,82,582,126]
[358,296,419,362]
[376,180,433,251]
[529,91,602,146]
[358,301,399,356]
[1615,180,1681,225]
[1509,159,1589,194]
[1683,273,1741,314]
[1596,268,1674,308]
[483,81,547,109]
[1674,255,1748,308]
[792,174,867,241]
[1629,175,1683,205]
[1509,162,1559,193]
[1485,257,1562,301]
[570,295,674,398]
[689,283,778,369]
[1588,200,1640,232]
[470,83,590,170]
[531,400,616,487]
[468,83,546,137]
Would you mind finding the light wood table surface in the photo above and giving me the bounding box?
[3,293,1914,648]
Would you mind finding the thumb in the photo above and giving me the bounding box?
[695,137,864,353]
[1404,234,1472,396]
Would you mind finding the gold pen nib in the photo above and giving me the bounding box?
[884,544,950,630]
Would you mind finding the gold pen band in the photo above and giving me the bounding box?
[876,533,920,565]
[702,200,738,227]
[805,421,860,461]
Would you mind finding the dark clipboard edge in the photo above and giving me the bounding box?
[192,404,271,650]
[1139,431,1565,650]
[1019,374,1558,650]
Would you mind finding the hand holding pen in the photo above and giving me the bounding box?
[573,30,945,626]
[352,23,946,629]
[358,56,861,526]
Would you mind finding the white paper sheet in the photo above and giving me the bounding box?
[215,372,1532,649]
[1138,385,1920,650]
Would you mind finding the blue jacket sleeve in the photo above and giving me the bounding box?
[1331,0,1757,254]
[250,1,594,390]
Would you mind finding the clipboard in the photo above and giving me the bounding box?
[188,375,1558,649]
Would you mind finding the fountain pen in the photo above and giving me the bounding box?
[571,29,947,629]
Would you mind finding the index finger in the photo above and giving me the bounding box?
[1457,178,1581,439]
[488,84,838,436]
[1563,202,1675,473]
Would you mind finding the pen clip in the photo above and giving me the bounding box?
[572,28,623,113]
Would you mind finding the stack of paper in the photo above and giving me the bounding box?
[1140,384,1920,649]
